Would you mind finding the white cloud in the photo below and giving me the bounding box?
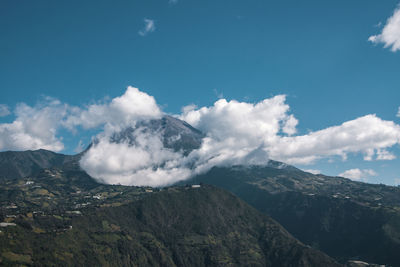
[178,95,306,173]
[338,168,377,182]
[369,6,400,52]
[168,0,178,5]
[0,86,161,154]
[2,86,400,187]
[181,95,291,142]
[282,114,298,135]
[80,127,192,187]
[268,114,400,164]
[64,86,162,132]
[138,19,156,36]
[394,178,400,186]
[397,107,400,117]
[182,98,400,166]
[82,90,399,186]
[376,149,396,160]
[0,104,10,117]
[303,169,321,175]
[0,99,67,152]
[80,94,295,186]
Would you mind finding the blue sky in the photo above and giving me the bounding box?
[1,0,400,185]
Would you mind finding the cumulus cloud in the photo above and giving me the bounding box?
[369,6,400,52]
[64,86,161,132]
[282,114,298,135]
[179,96,297,170]
[268,115,400,164]
[79,95,294,186]
[138,19,156,36]
[181,96,291,142]
[397,107,400,117]
[338,168,377,182]
[181,99,400,165]
[0,98,67,151]
[80,127,192,187]
[0,86,161,154]
[0,104,10,117]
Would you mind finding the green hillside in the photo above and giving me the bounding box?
[0,185,339,266]
[189,166,400,266]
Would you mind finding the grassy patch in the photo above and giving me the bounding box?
[2,251,32,264]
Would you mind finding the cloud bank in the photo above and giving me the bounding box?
[1,86,400,186]
[181,103,400,165]
[81,90,400,186]
[369,5,400,52]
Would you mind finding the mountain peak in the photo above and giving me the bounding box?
[110,115,205,155]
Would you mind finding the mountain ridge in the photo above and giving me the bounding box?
[0,116,399,266]
[0,185,341,266]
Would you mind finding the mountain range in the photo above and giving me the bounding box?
[0,116,398,266]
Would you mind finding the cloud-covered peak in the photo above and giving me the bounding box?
[2,86,400,187]
[80,128,192,187]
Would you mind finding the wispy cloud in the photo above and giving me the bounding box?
[168,0,178,5]
[0,104,10,117]
[74,140,85,153]
[138,19,156,36]
[369,5,400,52]
[338,168,377,182]
[213,88,224,99]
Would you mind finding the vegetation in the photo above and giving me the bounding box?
[2,128,400,267]
[0,185,339,266]
[189,165,400,266]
